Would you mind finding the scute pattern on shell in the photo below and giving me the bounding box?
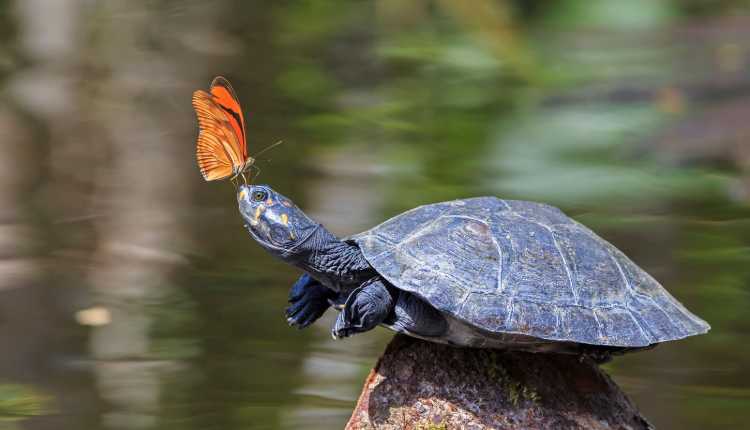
[351,197,710,347]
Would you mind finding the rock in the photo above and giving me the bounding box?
[346,335,651,430]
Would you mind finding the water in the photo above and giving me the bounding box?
[0,1,748,429]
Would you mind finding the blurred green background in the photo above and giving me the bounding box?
[0,0,748,429]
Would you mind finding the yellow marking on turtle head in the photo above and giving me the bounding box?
[266,198,274,206]
[281,213,289,226]
[254,206,262,222]
[239,189,247,200]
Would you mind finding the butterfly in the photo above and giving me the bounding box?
[192,76,254,182]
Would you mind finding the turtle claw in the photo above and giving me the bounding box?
[331,314,354,340]
[331,279,393,340]
[331,331,346,340]
[285,301,324,329]
[286,274,334,329]
[331,330,347,340]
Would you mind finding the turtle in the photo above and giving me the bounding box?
[237,184,710,359]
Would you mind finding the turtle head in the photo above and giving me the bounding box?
[237,184,320,257]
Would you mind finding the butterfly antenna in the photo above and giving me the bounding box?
[251,165,262,183]
[241,171,249,185]
[253,140,284,158]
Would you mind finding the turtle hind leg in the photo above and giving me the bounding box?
[332,277,395,339]
[579,347,613,365]
[578,344,658,364]
[386,291,447,338]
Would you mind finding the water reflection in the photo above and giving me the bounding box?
[0,1,748,429]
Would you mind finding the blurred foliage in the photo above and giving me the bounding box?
[0,383,51,421]
[269,0,736,213]
[536,0,674,30]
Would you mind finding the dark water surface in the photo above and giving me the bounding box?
[0,1,748,429]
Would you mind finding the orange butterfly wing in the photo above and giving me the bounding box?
[209,76,247,161]
[192,90,243,181]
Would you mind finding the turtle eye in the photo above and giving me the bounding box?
[252,190,268,202]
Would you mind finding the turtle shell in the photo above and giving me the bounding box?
[350,197,710,347]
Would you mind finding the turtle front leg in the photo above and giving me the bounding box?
[332,277,395,339]
[286,273,335,328]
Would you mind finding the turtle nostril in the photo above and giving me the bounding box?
[238,185,254,202]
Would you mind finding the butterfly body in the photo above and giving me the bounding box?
[192,76,253,181]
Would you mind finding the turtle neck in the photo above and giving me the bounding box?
[286,224,376,292]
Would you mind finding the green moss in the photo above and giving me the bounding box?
[0,383,52,420]
[416,422,448,430]
[482,350,540,407]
